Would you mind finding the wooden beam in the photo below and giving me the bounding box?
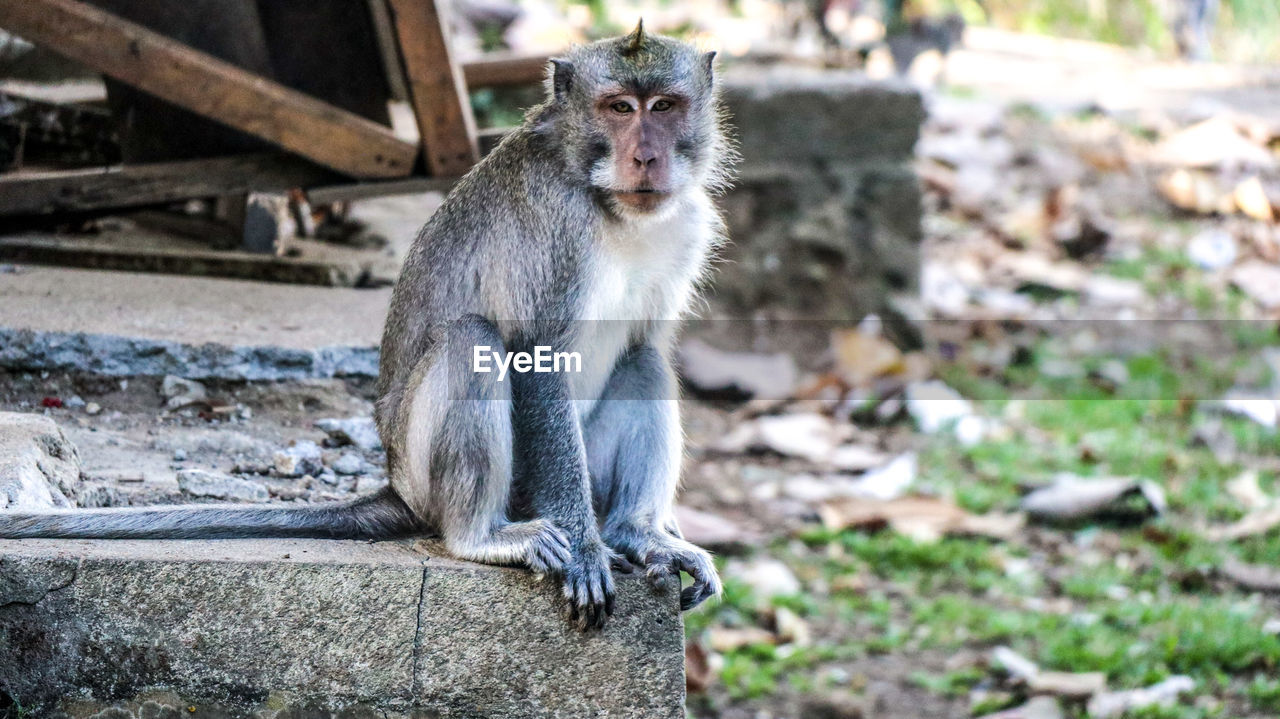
[387,0,479,176]
[0,0,417,179]
[0,154,337,216]
[0,129,518,217]
[0,234,368,286]
[462,53,551,89]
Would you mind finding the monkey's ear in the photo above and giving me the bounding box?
[549,58,574,101]
[702,50,717,81]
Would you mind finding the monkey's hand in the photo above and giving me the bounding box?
[561,540,619,631]
[603,525,722,611]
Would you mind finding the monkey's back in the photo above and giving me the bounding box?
[374,128,598,437]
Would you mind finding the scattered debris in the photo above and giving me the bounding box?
[1233,176,1275,222]
[724,558,802,602]
[991,646,1105,699]
[673,504,759,550]
[678,338,799,399]
[831,328,905,387]
[992,646,1039,682]
[773,606,812,646]
[272,440,324,478]
[1147,117,1276,171]
[161,375,208,410]
[975,697,1064,719]
[712,413,851,465]
[905,380,987,445]
[314,417,382,451]
[1205,391,1280,430]
[1230,262,1280,310]
[708,626,776,652]
[685,640,713,693]
[329,452,366,476]
[0,411,80,510]
[848,452,917,500]
[1219,558,1280,593]
[819,495,1024,542]
[1029,671,1108,699]
[176,469,269,503]
[1020,475,1166,523]
[1086,676,1195,719]
[1203,505,1280,541]
[1186,229,1238,270]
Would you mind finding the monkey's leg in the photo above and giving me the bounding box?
[584,345,721,611]
[510,358,618,630]
[397,315,571,575]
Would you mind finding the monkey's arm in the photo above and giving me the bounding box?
[584,345,722,610]
[510,367,617,630]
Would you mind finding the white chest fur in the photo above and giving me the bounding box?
[569,191,717,407]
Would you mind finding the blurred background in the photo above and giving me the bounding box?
[2,1,1280,718]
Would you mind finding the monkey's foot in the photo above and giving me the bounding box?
[446,519,571,576]
[603,525,722,611]
[561,540,618,631]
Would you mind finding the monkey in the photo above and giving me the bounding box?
[0,22,730,631]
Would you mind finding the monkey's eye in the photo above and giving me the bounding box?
[651,99,674,112]
[610,101,634,114]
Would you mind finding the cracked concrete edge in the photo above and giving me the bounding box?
[0,554,79,606]
[0,328,379,380]
[0,540,686,717]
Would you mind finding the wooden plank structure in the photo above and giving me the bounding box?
[0,0,550,221]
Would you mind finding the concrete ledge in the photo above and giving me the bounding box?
[0,538,684,718]
[0,267,389,380]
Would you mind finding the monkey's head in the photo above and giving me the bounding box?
[534,21,731,217]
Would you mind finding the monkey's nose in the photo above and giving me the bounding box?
[632,151,658,168]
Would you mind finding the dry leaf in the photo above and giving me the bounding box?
[819,495,1023,542]
[1220,558,1280,592]
[1202,505,1280,541]
[1149,117,1276,170]
[685,640,713,693]
[708,626,776,652]
[1029,671,1108,699]
[1234,176,1275,222]
[1156,168,1224,215]
[674,505,759,550]
[1230,262,1280,309]
[831,329,903,386]
[679,338,799,399]
[1021,475,1166,523]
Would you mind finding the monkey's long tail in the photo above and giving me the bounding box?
[0,487,421,540]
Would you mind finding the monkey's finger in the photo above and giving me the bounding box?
[675,554,721,611]
[680,583,714,611]
[645,555,679,594]
[586,571,610,629]
[611,554,637,573]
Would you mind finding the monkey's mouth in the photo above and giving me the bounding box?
[612,189,669,211]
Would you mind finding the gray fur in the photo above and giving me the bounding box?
[0,29,730,630]
[376,29,730,629]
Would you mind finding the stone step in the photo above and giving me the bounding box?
[0,537,684,718]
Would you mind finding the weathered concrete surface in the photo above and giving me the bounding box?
[0,267,387,380]
[0,538,684,718]
[0,411,81,510]
[718,68,925,321]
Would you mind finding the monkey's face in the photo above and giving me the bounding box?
[544,27,725,216]
[591,89,689,214]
